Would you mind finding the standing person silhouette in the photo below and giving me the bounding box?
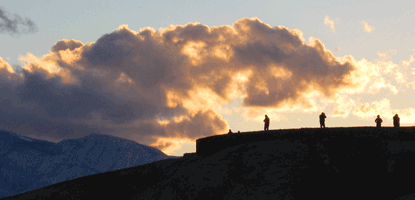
[375,115,383,128]
[263,115,270,131]
[393,114,400,128]
[319,112,327,128]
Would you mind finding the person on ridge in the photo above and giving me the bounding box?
[375,115,383,128]
[393,114,400,128]
[263,115,270,131]
[319,112,327,128]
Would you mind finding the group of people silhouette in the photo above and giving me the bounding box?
[375,114,400,128]
[228,113,402,134]
[259,113,401,131]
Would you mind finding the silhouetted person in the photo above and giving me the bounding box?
[228,129,233,134]
[393,114,400,128]
[375,115,383,128]
[319,112,326,128]
[263,115,270,131]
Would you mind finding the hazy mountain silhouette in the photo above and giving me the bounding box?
[3,127,415,200]
[0,130,178,198]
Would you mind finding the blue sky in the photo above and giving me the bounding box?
[2,0,414,63]
[1,0,415,156]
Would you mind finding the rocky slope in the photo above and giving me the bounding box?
[0,130,176,198]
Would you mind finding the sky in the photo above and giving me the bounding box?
[1,0,415,156]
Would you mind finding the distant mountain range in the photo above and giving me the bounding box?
[0,130,179,198]
[3,128,415,200]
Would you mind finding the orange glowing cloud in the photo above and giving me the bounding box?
[324,16,335,32]
[0,17,398,151]
[362,21,375,33]
[352,99,415,124]
[18,53,78,85]
[353,98,397,119]
[0,56,23,84]
[239,107,288,124]
[330,94,357,118]
[149,136,196,155]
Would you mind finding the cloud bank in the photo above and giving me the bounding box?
[0,7,37,35]
[0,17,378,154]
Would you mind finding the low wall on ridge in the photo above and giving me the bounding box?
[196,127,415,158]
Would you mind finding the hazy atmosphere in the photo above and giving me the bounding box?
[1,0,415,156]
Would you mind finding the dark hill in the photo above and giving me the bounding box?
[0,131,175,199]
[3,127,415,200]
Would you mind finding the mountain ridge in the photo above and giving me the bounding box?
[0,130,177,199]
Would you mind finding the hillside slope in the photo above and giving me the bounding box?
[0,131,175,198]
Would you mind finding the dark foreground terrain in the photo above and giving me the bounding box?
[3,127,415,200]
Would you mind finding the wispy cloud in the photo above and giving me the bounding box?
[0,7,37,35]
[362,21,375,33]
[377,49,396,60]
[324,16,335,32]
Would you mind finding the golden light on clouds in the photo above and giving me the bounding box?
[213,44,234,61]
[150,136,195,155]
[54,68,78,85]
[269,65,292,80]
[165,90,180,108]
[4,16,415,157]
[352,99,415,124]
[165,87,226,115]
[339,58,378,94]
[240,107,288,124]
[330,94,356,118]
[115,72,135,84]
[0,57,16,74]
[399,108,415,124]
[324,16,335,32]
[225,69,252,99]
[368,78,398,94]
[363,21,375,33]
[254,79,269,95]
[333,107,348,118]
[353,99,393,117]
[377,49,397,60]
[182,41,207,66]
[157,115,190,127]
[57,48,83,66]
[17,52,79,85]
[0,56,23,84]
[401,54,415,68]
[19,53,57,73]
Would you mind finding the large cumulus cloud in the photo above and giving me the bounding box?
[0,17,364,154]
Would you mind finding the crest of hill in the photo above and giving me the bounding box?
[4,127,415,200]
[196,126,415,158]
